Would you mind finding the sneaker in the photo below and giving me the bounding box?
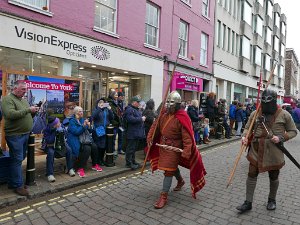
[118,150,125,155]
[14,187,29,196]
[68,169,76,177]
[48,175,56,182]
[77,168,85,178]
[92,164,103,172]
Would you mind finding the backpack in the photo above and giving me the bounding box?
[54,131,67,158]
[292,110,300,123]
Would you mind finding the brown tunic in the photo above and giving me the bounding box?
[243,109,297,172]
[147,112,193,171]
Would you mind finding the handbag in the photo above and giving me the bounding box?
[54,131,67,158]
[95,110,107,137]
[79,129,93,145]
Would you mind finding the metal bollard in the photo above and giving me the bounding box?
[105,124,115,167]
[26,134,36,186]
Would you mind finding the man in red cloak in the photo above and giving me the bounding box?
[146,91,206,209]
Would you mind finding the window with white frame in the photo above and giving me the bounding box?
[95,0,117,34]
[145,2,160,48]
[273,36,279,52]
[275,12,280,28]
[202,0,209,17]
[222,24,226,49]
[9,0,50,12]
[242,36,251,59]
[232,30,235,54]
[265,27,272,45]
[217,20,222,47]
[255,46,262,65]
[267,0,273,18]
[181,0,191,5]
[280,43,285,57]
[264,54,271,71]
[257,0,264,7]
[278,65,284,78]
[200,33,208,66]
[255,15,263,37]
[243,1,252,26]
[227,27,231,52]
[281,22,286,35]
[236,33,239,56]
[179,20,188,58]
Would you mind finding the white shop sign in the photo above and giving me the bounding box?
[0,15,163,77]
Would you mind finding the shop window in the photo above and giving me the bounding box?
[200,32,208,66]
[179,20,188,58]
[94,0,118,36]
[145,2,160,48]
[202,0,209,17]
[8,0,52,16]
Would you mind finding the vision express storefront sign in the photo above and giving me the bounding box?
[0,15,163,76]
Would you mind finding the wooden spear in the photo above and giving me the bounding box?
[226,61,278,188]
[140,45,182,175]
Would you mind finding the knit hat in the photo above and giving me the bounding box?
[48,116,60,127]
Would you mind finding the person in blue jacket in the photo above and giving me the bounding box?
[67,106,91,178]
[235,103,245,136]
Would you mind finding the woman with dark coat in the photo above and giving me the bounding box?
[91,99,114,168]
[206,92,216,124]
[187,100,201,144]
[142,99,156,139]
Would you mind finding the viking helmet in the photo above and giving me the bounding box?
[261,89,278,115]
[166,91,181,108]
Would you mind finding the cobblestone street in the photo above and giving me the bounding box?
[0,136,299,225]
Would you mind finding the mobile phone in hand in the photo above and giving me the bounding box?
[103,103,110,107]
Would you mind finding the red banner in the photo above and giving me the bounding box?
[24,81,74,91]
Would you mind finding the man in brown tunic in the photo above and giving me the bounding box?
[147,91,206,209]
[237,89,297,213]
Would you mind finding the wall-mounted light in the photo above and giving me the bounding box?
[79,67,84,70]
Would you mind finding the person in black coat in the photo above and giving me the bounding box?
[206,92,216,125]
[187,100,201,144]
[143,99,157,139]
[124,95,146,170]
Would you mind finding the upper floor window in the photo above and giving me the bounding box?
[264,54,271,71]
[267,0,273,18]
[273,36,279,52]
[280,43,285,57]
[242,36,251,59]
[217,20,222,47]
[281,22,286,35]
[95,0,117,34]
[200,33,208,66]
[257,0,264,7]
[243,1,252,26]
[181,0,191,6]
[202,0,209,17]
[278,65,284,78]
[179,20,189,58]
[255,15,263,37]
[274,12,280,28]
[8,0,51,15]
[265,27,272,45]
[145,2,160,48]
[255,46,262,66]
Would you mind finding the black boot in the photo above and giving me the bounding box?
[236,200,252,213]
[267,198,276,210]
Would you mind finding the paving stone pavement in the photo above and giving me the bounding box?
[0,135,299,225]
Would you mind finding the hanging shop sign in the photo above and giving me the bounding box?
[171,71,203,92]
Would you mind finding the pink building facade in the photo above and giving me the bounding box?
[0,0,215,108]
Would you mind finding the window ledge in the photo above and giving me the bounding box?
[93,27,120,38]
[199,63,208,68]
[202,14,211,21]
[179,55,190,61]
[180,0,192,8]
[8,0,53,16]
[144,43,161,52]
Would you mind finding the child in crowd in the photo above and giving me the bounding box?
[43,116,75,182]
[203,118,211,144]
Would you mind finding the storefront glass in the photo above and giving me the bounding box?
[0,46,151,116]
[234,84,246,103]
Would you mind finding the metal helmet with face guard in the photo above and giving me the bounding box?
[261,89,278,115]
[166,91,181,109]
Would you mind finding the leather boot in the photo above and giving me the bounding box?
[154,192,168,209]
[267,198,276,210]
[236,200,252,213]
[173,177,185,191]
